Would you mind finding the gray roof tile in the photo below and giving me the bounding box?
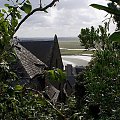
[14,43,47,78]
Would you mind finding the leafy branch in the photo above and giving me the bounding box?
[14,0,59,33]
[90,4,120,16]
[26,88,66,120]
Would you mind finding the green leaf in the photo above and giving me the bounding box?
[11,19,18,27]
[48,69,66,82]
[37,99,46,106]
[11,18,18,27]
[48,70,56,81]
[20,3,32,14]
[16,12,21,19]
[57,69,66,82]
[109,31,120,42]
[0,13,4,17]
[15,85,23,91]
[90,4,120,16]
[2,9,7,13]
[26,0,31,4]
[107,0,120,4]
[4,4,9,7]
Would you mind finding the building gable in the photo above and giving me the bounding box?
[13,43,47,80]
[19,35,63,70]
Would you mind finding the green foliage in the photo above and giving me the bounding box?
[109,31,120,42]
[0,84,62,119]
[1,0,119,119]
[83,49,120,119]
[78,23,110,50]
[0,0,66,119]
[75,44,120,119]
[90,0,120,30]
[20,0,32,14]
[90,4,120,16]
[0,1,36,95]
[48,68,66,83]
[76,1,120,119]
[78,26,96,49]
[0,0,32,67]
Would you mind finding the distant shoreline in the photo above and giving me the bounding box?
[62,55,92,67]
[18,37,79,42]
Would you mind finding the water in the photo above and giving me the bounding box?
[19,37,79,42]
[62,55,92,67]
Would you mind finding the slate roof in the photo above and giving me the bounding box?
[19,35,62,69]
[14,43,47,79]
[45,83,60,104]
[19,40,53,66]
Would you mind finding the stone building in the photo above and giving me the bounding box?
[19,35,63,70]
[13,42,47,91]
[12,35,64,102]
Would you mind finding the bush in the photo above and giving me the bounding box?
[75,48,120,119]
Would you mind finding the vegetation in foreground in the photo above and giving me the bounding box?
[75,0,120,119]
[0,0,120,119]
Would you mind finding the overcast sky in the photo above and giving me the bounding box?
[1,0,116,37]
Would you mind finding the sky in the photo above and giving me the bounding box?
[1,0,116,37]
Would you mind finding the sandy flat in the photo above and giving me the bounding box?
[60,48,87,50]
[62,55,92,67]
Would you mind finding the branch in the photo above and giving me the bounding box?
[14,0,59,34]
[40,0,42,8]
[26,88,66,120]
[19,0,26,5]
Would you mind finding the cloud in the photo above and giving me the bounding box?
[0,0,114,37]
[57,0,88,10]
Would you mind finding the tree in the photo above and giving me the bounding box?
[78,23,110,50]
[76,1,120,119]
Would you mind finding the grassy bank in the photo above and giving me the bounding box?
[59,40,94,55]
[59,41,83,49]
[60,49,94,55]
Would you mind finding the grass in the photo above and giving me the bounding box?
[60,49,94,55]
[59,41,83,49]
[59,40,94,55]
